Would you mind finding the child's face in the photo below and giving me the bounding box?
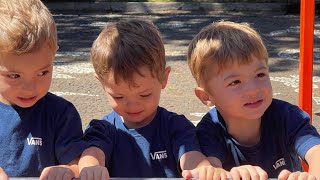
[98,66,170,129]
[0,44,54,108]
[199,56,273,122]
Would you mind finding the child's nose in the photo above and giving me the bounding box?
[244,81,260,96]
[22,79,36,92]
[126,99,139,108]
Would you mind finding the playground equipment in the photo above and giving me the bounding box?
[299,0,315,172]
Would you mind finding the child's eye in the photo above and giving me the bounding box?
[256,73,266,78]
[113,96,123,100]
[7,74,20,79]
[140,94,151,98]
[38,70,50,76]
[228,80,241,86]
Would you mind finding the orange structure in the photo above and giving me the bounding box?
[299,0,315,171]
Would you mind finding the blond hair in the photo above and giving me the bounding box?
[91,19,166,86]
[0,0,58,55]
[188,21,268,87]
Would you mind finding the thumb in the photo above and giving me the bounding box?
[182,169,199,179]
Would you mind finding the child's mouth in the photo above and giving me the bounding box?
[244,99,263,108]
[18,96,37,104]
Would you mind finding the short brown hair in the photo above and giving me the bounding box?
[188,21,268,87]
[0,0,58,56]
[91,19,166,86]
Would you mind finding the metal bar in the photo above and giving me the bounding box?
[299,0,315,172]
[299,0,315,124]
[10,179,185,180]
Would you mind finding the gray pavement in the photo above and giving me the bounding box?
[48,8,320,132]
[45,2,288,14]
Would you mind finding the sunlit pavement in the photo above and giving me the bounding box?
[50,12,320,131]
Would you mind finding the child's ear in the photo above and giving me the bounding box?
[161,66,171,89]
[194,87,215,107]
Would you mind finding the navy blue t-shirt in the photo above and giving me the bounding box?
[84,106,201,177]
[197,98,320,178]
[0,92,86,177]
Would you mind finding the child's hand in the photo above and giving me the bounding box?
[39,165,75,180]
[0,167,8,180]
[229,165,268,180]
[80,165,109,180]
[278,169,317,180]
[182,165,229,180]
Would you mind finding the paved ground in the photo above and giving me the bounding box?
[49,11,320,132]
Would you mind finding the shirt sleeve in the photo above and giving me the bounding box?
[286,105,320,160]
[54,102,87,164]
[196,113,226,162]
[84,119,116,160]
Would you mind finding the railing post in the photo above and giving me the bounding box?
[299,0,315,172]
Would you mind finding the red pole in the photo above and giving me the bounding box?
[299,0,314,123]
[299,0,314,172]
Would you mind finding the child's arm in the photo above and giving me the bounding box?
[39,157,80,180]
[180,151,229,180]
[78,146,109,180]
[305,144,320,179]
[0,167,8,180]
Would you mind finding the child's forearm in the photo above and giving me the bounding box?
[305,145,320,179]
[78,146,106,172]
[180,151,211,170]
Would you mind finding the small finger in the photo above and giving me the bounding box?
[237,167,250,180]
[101,168,110,180]
[307,174,317,180]
[182,169,198,179]
[278,169,291,180]
[230,168,241,180]
[298,172,315,180]
[245,166,260,180]
[39,168,49,180]
[220,172,228,180]
[54,171,64,180]
[87,170,94,180]
[62,171,74,180]
[206,167,216,180]
[198,167,207,180]
[287,171,301,180]
[80,170,88,180]
[254,166,268,180]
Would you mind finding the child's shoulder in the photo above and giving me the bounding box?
[101,111,119,124]
[196,108,226,130]
[270,98,295,108]
[264,98,310,128]
[267,98,305,116]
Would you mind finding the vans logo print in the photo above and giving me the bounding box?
[27,137,42,146]
[150,150,167,160]
[273,158,286,170]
